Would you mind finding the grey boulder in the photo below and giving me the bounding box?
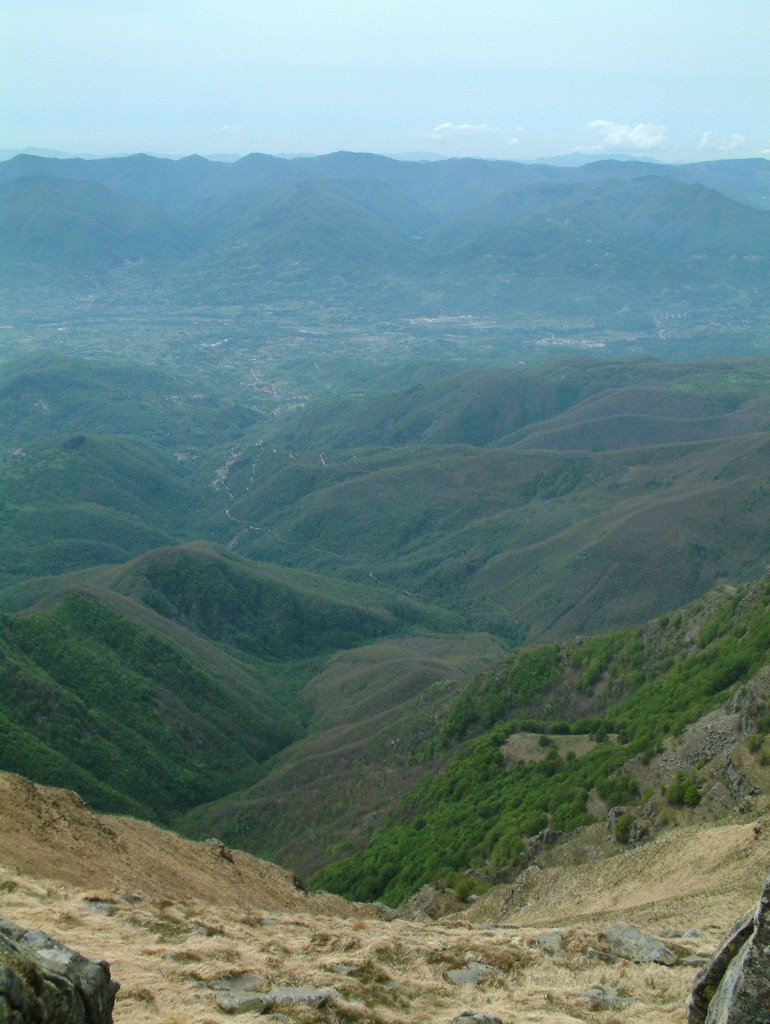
[269,985,340,1008]
[688,871,770,1023]
[0,914,118,1023]
[443,961,504,986]
[602,923,677,965]
[452,1013,504,1024]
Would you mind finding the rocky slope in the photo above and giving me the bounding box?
[1,770,769,1023]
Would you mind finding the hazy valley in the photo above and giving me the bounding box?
[2,151,770,1022]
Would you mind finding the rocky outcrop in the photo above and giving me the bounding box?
[600,923,677,966]
[203,837,235,863]
[606,806,629,833]
[397,884,466,921]
[527,828,563,856]
[0,914,118,1023]
[688,871,770,1023]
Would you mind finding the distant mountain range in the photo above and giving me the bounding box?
[0,148,663,163]
[2,152,768,327]
[531,152,664,166]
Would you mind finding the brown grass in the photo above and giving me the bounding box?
[1,770,767,1023]
[501,732,607,764]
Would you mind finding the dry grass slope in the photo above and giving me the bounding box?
[1,770,769,1023]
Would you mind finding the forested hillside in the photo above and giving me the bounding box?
[1,153,769,898]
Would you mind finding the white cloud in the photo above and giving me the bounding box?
[588,119,668,151]
[424,121,492,140]
[698,130,716,150]
[699,130,746,152]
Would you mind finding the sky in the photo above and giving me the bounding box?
[2,0,769,163]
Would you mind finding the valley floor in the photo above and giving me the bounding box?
[1,772,768,1023]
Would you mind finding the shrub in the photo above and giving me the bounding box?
[756,713,770,735]
[614,812,635,845]
[597,774,638,806]
[548,720,571,735]
[438,871,488,903]
[666,771,701,807]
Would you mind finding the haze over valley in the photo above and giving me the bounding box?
[2,146,770,1023]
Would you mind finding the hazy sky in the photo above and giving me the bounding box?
[3,0,768,162]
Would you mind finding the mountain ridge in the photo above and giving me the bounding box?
[3,154,768,331]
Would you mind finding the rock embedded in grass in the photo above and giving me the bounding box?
[601,922,678,965]
[452,1012,504,1024]
[443,961,504,986]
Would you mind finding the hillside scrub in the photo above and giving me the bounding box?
[311,577,770,904]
